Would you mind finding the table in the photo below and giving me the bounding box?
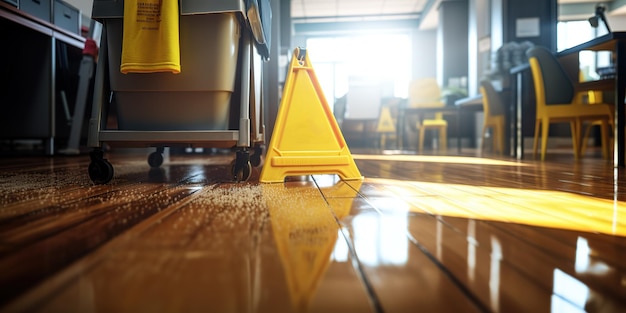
[511,32,626,167]
[0,2,85,155]
[398,98,483,153]
[559,32,626,167]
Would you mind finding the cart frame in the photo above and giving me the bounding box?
[87,0,267,183]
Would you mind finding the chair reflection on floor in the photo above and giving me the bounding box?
[408,78,447,153]
[526,46,613,160]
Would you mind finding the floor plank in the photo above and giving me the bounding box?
[0,150,625,312]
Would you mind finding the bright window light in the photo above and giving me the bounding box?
[306,32,412,107]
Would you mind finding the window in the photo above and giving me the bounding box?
[305,33,412,109]
[558,20,611,81]
[557,20,597,51]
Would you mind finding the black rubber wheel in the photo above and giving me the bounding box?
[88,159,114,184]
[250,153,263,167]
[250,145,264,167]
[148,152,163,168]
[232,161,252,182]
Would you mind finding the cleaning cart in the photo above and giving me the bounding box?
[87,0,271,184]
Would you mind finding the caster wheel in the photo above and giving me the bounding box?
[89,159,114,184]
[250,145,264,167]
[232,161,252,182]
[250,153,263,167]
[148,152,163,168]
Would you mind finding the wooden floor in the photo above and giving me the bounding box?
[0,148,625,312]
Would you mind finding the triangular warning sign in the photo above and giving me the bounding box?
[260,48,362,183]
[376,106,396,133]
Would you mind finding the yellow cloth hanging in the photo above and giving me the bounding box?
[121,0,181,74]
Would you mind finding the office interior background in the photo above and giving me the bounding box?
[3,0,626,154]
[37,0,626,153]
[2,0,626,312]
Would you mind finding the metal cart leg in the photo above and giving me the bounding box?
[238,30,252,149]
[232,30,254,181]
[86,25,115,185]
[88,25,108,149]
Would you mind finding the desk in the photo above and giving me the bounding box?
[398,98,483,153]
[0,2,84,155]
[511,32,626,167]
[559,32,626,167]
[455,95,484,151]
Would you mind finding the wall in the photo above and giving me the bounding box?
[411,29,437,80]
[607,13,626,31]
[503,0,557,51]
[468,0,490,96]
[64,0,92,20]
[437,0,469,89]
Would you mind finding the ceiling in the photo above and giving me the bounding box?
[291,0,427,21]
[290,0,615,29]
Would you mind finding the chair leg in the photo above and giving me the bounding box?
[481,125,488,152]
[418,129,425,153]
[571,119,580,159]
[496,122,504,154]
[600,120,610,159]
[533,119,541,159]
[541,118,550,161]
[581,123,593,156]
[440,127,447,152]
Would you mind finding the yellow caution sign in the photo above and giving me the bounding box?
[376,106,397,149]
[259,48,362,183]
[376,106,396,133]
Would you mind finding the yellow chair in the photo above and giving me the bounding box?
[581,110,614,159]
[408,78,447,152]
[579,87,614,159]
[479,80,505,154]
[526,46,612,160]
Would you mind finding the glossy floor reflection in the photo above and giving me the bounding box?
[0,151,625,312]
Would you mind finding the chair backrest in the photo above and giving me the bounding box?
[408,78,443,108]
[526,46,575,106]
[479,80,505,117]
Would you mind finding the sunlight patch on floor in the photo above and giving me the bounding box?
[352,154,525,166]
[364,177,626,237]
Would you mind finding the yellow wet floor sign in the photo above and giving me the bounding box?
[260,48,362,183]
[376,106,396,133]
[376,106,396,148]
